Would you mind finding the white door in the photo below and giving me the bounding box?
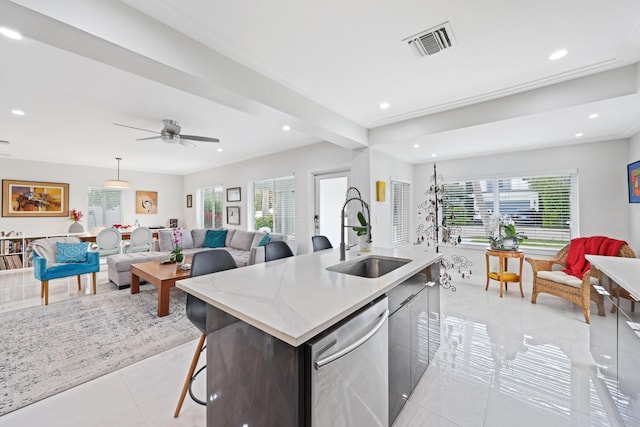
[314,172,349,249]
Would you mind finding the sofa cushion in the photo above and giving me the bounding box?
[537,270,599,288]
[158,229,193,250]
[225,229,236,247]
[204,229,228,248]
[191,229,208,248]
[158,230,173,252]
[56,242,89,263]
[258,233,272,246]
[181,230,194,249]
[229,230,257,251]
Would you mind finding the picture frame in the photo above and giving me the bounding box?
[2,179,69,217]
[186,194,193,208]
[628,160,640,203]
[136,191,158,214]
[226,187,241,202]
[227,206,240,225]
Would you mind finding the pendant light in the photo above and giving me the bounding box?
[104,157,132,188]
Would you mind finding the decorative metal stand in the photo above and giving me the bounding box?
[415,164,473,291]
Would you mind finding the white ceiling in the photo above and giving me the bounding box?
[1,0,640,175]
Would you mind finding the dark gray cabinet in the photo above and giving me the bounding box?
[591,281,640,426]
[388,264,441,425]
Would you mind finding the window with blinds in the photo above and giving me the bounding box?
[86,188,122,231]
[199,187,223,228]
[253,176,295,237]
[442,173,576,249]
[390,179,410,246]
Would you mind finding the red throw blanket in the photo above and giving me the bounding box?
[563,236,626,279]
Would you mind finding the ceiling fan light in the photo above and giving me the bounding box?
[161,134,179,144]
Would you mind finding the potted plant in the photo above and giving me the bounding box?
[501,223,527,249]
[352,211,371,251]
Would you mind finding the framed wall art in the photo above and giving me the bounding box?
[186,194,193,208]
[136,190,158,214]
[227,206,240,225]
[628,160,640,203]
[226,187,241,202]
[2,179,69,217]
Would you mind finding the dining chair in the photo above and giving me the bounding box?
[174,249,238,418]
[312,235,333,252]
[93,227,122,256]
[264,240,294,261]
[123,227,152,253]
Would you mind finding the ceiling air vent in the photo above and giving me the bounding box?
[403,21,456,58]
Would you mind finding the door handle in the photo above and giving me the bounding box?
[314,309,389,370]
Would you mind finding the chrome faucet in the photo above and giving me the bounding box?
[340,187,372,261]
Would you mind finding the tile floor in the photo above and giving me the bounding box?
[0,265,623,426]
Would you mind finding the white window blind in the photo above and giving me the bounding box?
[390,180,410,246]
[86,188,122,231]
[253,176,295,237]
[442,173,576,249]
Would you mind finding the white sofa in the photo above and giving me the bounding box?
[107,228,291,289]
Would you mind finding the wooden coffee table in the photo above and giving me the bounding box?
[130,257,192,317]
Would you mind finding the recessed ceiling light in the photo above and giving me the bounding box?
[575,132,583,138]
[588,113,599,119]
[11,109,25,116]
[282,125,291,131]
[413,144,420,148]
[217,148,223,152]
[379,102,390,110]
[0,27,22,40]
[431,153,437,158]
[549,49,568,60]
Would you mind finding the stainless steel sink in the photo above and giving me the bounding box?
[327,255,411,278]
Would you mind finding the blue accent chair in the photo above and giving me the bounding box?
[33,244,100,305]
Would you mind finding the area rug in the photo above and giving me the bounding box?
[0,287,200,416]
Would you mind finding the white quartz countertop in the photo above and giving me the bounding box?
[586,255,640,301]
[176,245,441,347]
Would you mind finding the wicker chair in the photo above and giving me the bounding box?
[525,241,635,324]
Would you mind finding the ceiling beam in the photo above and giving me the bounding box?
[1,1,368,150]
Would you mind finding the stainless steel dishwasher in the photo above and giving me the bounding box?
[306,296,389,426]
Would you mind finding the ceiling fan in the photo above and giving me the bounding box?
[113,119,220,147]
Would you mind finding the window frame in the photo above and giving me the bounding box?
[441,171,577,250]
[252,176,295,238]
[86,187,123,231]
[390,178,410,247]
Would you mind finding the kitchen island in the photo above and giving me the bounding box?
[177,245,441,426]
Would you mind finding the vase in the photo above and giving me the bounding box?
[359,235,371,252]
[69,221,84,233]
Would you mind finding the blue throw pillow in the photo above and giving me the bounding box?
[55,242,89,263]
[203,229,228,248]
[258,233,272,247]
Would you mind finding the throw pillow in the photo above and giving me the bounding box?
[258,233,272,246]
[55,242,89,263]
[203,229,228,248]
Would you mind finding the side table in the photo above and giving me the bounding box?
[485,248,524,298]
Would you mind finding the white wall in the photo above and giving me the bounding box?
[182,141,352,254]
[0,158,183,236]
[629,131,640,252]
[369,149,414,248]
[413,138,631,286]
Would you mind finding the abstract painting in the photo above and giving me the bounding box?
[2,180,69,217]
[136,190,158,214]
